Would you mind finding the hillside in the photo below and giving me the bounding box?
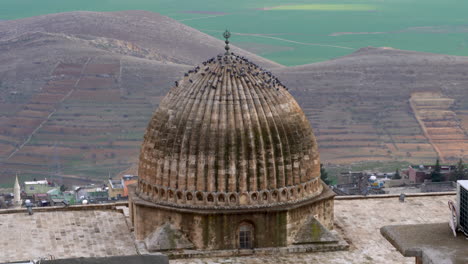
[0,11,281,186]
[275,47,468,165]
[1,12,468,186]
[0,10,280,68]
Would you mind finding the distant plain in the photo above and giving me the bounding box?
[3,0,468,66]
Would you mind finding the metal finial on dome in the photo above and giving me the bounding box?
[223,29,231,55]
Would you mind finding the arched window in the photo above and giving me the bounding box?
[238,222,254,249]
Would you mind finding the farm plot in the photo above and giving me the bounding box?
[410,92,468,162]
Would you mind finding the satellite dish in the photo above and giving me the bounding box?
[82,200,88,205]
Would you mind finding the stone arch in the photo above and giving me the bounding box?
[138,180,143,190]
[261,191,268,202]
[217,193,226,203]
[271,190,279,201]
[152,186,159,201]
[289,187,295,198]
[250,192,258,202]
[196,192,204,202]
[207,193,214,203]
[229,193,237,204]
[159,188,166,199]
[168,189,174,199]
[186,192,193,201]
[280,188,288,201]
[176,191,183,201]
[237,221,255,249]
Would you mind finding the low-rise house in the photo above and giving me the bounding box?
[108,178,124,199]
[107,175,138,199]
[23,179,56,198]
[75,185,108,204]
[33,193,50,206]
[47,188,76,206]
[122,175,138,198]
[404,164,455,183]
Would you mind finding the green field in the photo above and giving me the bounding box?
[2,0,468,66]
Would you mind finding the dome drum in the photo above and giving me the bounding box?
[136,177,322,209]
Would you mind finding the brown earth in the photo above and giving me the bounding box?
[0,11,467,186]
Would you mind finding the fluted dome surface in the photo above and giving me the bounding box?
[138,53,322,208]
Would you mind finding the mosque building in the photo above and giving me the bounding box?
[129,31,338,252]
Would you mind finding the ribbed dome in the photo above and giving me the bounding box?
[137,53,322,209]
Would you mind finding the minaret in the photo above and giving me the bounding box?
[13,174,21,207]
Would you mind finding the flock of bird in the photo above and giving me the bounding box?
[174,53,288,93]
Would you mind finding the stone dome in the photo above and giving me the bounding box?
[137,53,322,209]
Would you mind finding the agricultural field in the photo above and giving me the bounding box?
[2,0,468,66]
[410,92,468,162]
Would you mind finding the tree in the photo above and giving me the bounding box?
[392,169,402,180]
[320,164,332,185]
[431,158,443,182]
[60,184,68,192]
[453,158,466,181]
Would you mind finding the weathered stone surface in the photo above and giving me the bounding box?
[132,183,335,250]
[0,209,137,263]
[145,223,194,251]
[293,216,338,244]
[43,255,168,264]
[171,194,455,264]
[1,194,455,263]
[137,53,322,209]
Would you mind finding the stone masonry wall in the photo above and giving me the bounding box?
[133,203,288,250]
[286,196,334,245]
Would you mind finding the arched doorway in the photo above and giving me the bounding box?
[238,222,254,249]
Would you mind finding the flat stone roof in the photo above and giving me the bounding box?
[0,208,137,263]
[0,194,456,263]
[172,194,455,264]
[42,255,168,264]
[381,223,468,264]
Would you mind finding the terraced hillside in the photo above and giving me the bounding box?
[0,11,277,186]
[1,11,468,186]
[276,47,468,165]
[410,92,468,162]
[0,33,191,185]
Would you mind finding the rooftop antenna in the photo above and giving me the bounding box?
[223,29,231,55]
